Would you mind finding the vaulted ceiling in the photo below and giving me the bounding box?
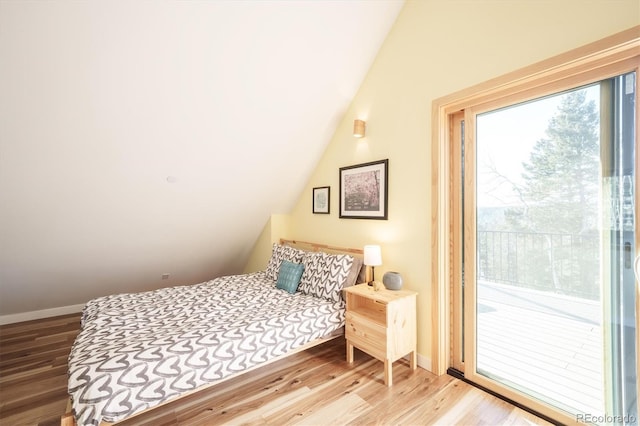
[0,1,405,315]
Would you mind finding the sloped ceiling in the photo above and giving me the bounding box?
[0,0,405,316]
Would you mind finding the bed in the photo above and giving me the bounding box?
[61,239,364,426]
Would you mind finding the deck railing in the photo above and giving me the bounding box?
[477,230,600,300]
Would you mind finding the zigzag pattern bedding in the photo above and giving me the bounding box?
[67,271,345,426]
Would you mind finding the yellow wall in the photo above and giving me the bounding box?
[248,0,639,371]
[243,214,292,274]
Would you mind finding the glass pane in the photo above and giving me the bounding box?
[602,72,638,425]
[475,76,637,422]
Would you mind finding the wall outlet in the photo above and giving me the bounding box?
[161,273,170,280]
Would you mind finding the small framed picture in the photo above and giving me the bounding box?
[312,186,330,214]
[339,159,388,219]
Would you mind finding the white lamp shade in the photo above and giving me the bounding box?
[364,245,382,266]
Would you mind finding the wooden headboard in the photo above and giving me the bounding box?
[279,239,363,258]
[280,239,366,285]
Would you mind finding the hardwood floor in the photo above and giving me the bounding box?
[0,314,80,426]
[0,314,552,426]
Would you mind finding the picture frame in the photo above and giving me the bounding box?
[339,159,388,219]
[312,186,330,214]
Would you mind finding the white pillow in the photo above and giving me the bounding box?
[265,243,305,281]
[299,252,354,303]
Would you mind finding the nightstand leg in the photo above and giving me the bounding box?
[410,350,417,370]
[346,341,354,363]
[384,359,392,387]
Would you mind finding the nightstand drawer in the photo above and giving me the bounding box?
[345,311,387,360]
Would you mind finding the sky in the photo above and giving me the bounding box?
[475,84,599,208]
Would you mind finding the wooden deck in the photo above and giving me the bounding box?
[477,281,604,417]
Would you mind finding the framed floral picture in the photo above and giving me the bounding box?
[312,186,330,214]
[339,159,388,219]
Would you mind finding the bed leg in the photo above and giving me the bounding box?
[61,398,76,426]
[61,412,75,426]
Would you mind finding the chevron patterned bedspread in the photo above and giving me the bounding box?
[67,271,345,426]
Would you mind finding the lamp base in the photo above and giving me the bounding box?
[366,266,376,286]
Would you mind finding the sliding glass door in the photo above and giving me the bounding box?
[456,72,638,424]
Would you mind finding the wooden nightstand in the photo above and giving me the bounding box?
[343,283,417,386]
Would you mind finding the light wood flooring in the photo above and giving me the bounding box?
[0,313,553,426]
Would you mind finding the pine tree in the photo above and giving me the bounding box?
[505,89,600,296]
[507,90,600,234]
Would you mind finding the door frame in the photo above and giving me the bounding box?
[430,26,640,425]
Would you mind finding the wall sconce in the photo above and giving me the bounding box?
[364,244,382,285]
[353,119,366,138]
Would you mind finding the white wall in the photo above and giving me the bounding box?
[0,1,403,318]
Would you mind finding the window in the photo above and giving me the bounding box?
[432,27,639,425]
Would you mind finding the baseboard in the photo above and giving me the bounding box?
[416,352,432,372]
[0,303,85,325]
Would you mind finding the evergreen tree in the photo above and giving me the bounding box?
[506,90,600,235]
[504,89,600,296]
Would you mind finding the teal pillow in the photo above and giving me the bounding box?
[276,260,305,294]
